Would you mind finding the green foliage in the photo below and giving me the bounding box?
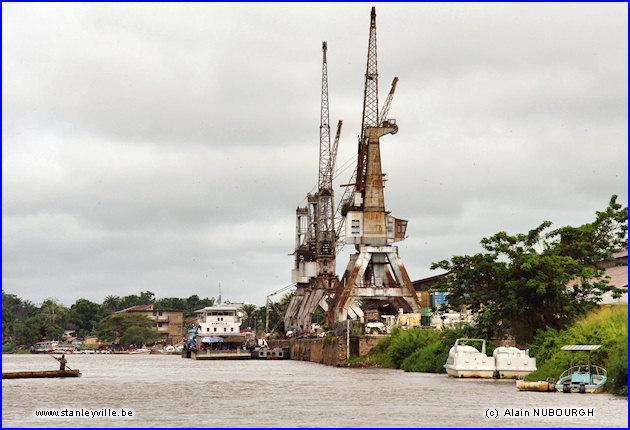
[97,313,154,342]
[14,316,45,345]
[239,304,258,330]
[400,341,444,372]
[431,195,628,344]
[524,305,627,395]
[2,291,38,342]
[155,294,214,319]
[120,326,158,347]
[68,299,107,337]
[2,343,17,353]
[386,328,441,368]
[45,324,65,340]
[606,341,628,395]
[118,291,156,310]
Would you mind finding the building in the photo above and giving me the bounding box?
[114,304,183,344]
[194,303,244,335]
[412,273,450,308]
[589,249,628,304]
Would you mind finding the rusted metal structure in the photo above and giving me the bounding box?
[328,7,422,323]
[285,42,342,333]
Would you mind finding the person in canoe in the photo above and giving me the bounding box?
[57,354,67,370]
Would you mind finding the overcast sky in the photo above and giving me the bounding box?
[2,3,627,308]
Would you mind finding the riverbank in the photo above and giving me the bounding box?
[347,304,627,395]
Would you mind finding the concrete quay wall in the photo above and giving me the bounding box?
[289,335,382,366]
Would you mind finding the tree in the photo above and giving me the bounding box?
[46,324,65,340]
[68,299,106,337]
[96,313,154,342]
[431,196,627,344]
[102,295,122,312]
[2,291,37,342]
[239,304,258,330]
[14,316,45,345]
[120,326,158,347]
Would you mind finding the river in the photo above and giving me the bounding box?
[2,354,627,427]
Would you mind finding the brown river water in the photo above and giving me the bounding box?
[2,354,627,427]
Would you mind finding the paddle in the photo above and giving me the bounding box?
[46,352,74,371]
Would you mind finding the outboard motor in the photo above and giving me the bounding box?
[563,383,571,393]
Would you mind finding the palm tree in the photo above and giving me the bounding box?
[239,304,257,330]
[103,295,121,312]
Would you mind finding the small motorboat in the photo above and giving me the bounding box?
[444,338,495,378]
[555,345,607,393]
[493,346,537,379]
[2,369,81,379]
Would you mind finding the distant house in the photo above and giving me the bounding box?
[114,304,184,344]
[412,273,450,308]
[593,250,628,304]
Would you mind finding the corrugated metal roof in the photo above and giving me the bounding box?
[560,345,601,351]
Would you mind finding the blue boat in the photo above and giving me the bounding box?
[555,345,607,393]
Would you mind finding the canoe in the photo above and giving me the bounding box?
[2,369,81,379]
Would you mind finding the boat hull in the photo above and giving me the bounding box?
[555,384,605,393]
[496,370,535,379]
[444,366,494,378]
[192,350,252,360]
[2,369,81,379]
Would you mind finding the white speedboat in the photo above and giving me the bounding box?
[493,346,537,379]
[444,338,495,378]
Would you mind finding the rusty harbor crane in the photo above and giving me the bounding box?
[327,7,422,324]
[283,41,343,333]
[283,7,421,334]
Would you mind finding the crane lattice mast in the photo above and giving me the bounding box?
[355,7,380,197]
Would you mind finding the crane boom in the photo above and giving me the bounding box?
[379,77,398,125]
[265,284,295,332]
[329,120,342,187]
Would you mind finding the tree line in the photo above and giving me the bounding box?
[2,291,216,346]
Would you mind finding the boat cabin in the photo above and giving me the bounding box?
[194,303,244,335]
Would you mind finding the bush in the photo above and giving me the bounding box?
[386,328,440,368]
[2,343,17,353]
[401,341,443,372]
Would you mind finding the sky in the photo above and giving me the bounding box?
[2,3,627,308]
